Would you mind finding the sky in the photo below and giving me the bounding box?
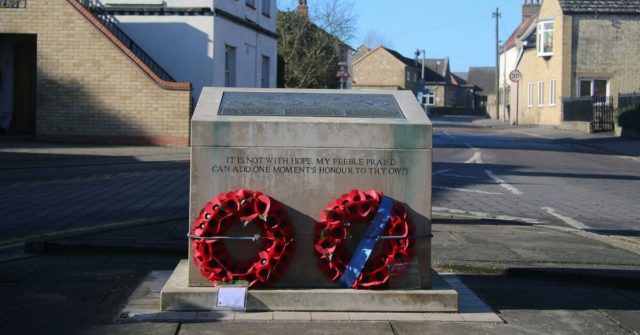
[278,0,523,73]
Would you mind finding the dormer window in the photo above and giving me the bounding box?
[537,20,554,57]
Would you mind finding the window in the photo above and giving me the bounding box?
[224,45,236,87]
[538,81,544,106]
[579,78,609,97]
[246,0,256,8]
[261,55,270,88]
[426,92,435,105]
[527,82,533,107]
[549,79,556,106]
[414,73,417,82]
[261,0,270,16]
[537,20,554,56]
[407,71,411,82]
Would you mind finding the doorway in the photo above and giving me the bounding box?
[0,34,36,135]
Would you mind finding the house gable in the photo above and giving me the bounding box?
[353,46,416,90]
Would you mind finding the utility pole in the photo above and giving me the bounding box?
[492,7,501,121]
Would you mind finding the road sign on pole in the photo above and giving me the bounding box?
[335,64,350,80]
[509,69,522,83]
[336,62,350,90]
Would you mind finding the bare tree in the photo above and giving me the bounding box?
[310,0,356,43]
[361,30,393,49]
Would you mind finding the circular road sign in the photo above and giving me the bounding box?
[509,69,522,83]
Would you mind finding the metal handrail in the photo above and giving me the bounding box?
[77,0,176,82]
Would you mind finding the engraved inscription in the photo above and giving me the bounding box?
[211,155,409,176]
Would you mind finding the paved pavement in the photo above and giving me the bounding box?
[0,121,639,334]
[1,217,638,334]
[472,117,640,158]
[0,139,189,249]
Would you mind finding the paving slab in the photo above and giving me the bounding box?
[180,321,394,335]
[310,312,350,321]
[74,323,179,335]
[432,221,640,276]
[392,310,631,335]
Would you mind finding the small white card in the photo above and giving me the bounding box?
[216,287,248,309]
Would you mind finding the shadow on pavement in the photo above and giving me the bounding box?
[460,273,640,311]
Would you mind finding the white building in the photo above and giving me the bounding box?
[99,0,278,102]
[498,41,520,122]
[498,0,540,123]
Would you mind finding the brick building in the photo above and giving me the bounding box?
[352,47,423,94]
[0,0,192,145]
[353,46,478,109]
[508,0,640,127]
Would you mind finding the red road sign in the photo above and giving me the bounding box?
[509,69,522,83]
[335,64,350,79]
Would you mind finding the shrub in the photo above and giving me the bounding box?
[617,105,640,131]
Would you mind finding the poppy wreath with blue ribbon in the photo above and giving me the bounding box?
[314,190,415,289]
[190,189,296,288]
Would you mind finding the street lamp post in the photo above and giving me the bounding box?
[415,48,426,113]
[415,48,425,83]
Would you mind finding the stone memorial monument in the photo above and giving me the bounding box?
[161,88,458,312]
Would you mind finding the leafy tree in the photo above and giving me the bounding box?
[276,0,355,88]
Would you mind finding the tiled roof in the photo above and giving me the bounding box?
[383,47,419,68]
[421,58,449,78]
[467,67,496,95]
[558,0,640,14]
[373,48,451,84]
[450,72,468,86]
[423,67,446,83]
[503,15,536,51]
[453,72,468,81]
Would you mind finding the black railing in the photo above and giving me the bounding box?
[591,96,614,132]
[0,0,25,8]
[562,96,593,122]
[562,96,614,133]
[77,0,175,82]
[618,92,640,112]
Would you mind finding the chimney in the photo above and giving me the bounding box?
[297,0,308,18]
[522,0,541,22]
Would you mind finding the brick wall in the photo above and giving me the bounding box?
[573,15,640,102]
[425,85,445,107]
[517,0,567,126]
[353,48,405,90]
[0,0,192,146]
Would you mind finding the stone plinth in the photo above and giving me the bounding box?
[162,260,458,312]
[161,88,444,312]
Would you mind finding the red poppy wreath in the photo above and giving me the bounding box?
[190,189,295,288]
[314,190,415,289]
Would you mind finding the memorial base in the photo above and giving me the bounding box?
[161,260,458,312]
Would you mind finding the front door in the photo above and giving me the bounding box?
[11,34,37,135]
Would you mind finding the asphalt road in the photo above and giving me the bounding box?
[432,116,640,235]
[1,119,638,246]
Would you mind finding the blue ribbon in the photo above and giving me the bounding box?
[337,196,393,288]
